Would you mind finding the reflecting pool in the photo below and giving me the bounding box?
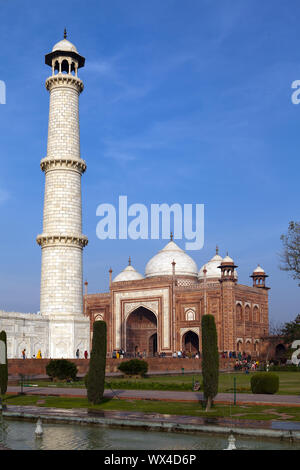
[0,418,300,450]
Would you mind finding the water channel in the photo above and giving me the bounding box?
[0,418,299,450]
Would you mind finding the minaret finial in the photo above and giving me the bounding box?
[64,28,67,39]
[170,232,173,241]
[128,256,131,266]
[216,245,219,255]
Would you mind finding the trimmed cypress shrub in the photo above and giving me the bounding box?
[251,373,279,394]
[46,359,77,381]
[118,359,148,377]
[201,314,219,411]
[0,331,8,396]
[87,320,107,404]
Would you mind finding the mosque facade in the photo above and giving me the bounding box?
[84,240,270,358]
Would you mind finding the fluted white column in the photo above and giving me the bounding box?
[37,74,88,319]
[36,67,89,358]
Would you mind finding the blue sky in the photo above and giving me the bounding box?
[0,0,299,324]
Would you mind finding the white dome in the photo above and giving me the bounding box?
[145,241,198,278]
[52,39,78,53]
[113,264,144,282]
[198,253,223,280]
[253,265,265,273]
[222,254,234,264]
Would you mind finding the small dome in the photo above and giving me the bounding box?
[253,265,265,273]
[52,39,78,53]
[198,253,223,280]
[222,254,234,264]
[113,264,143,282]
[199,252,237,280]
[145,240,198,278]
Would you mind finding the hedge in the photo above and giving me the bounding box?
[250,372,279,394]
[118,359,148,376]
[46,359,77,381]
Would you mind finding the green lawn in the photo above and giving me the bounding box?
[4,394,300,422]
[29,371,300,395]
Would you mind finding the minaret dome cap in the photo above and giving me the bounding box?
[52,39,78,53]
[253,264,265,273]
[221,254,235,265]
[45,34,85,68]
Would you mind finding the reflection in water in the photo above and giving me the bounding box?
[0,418,299,450]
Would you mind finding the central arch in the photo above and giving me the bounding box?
[182,330,199,355]
[126,307,157,357]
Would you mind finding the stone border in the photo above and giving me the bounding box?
[2,409,300,443]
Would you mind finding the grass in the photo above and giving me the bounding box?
[29,371,300,395]
[4,394,300,422]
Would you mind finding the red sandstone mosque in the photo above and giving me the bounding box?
[84,237,269,358]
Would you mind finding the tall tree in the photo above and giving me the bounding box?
[87,321,107,404]
[0,331,8,396]
[201,314,219,411]
[280,314,300,344]
[280,221,300,285]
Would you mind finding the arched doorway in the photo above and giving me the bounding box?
[126,307,157,357]
[149,333,157,357]
[182,331,199,355]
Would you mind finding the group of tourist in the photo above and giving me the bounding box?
[220,351,250,359]
[22,348,42,359]
[172,350,200,359]
[20,348,89,359]
[234,359,260,372]
[75,349,89,359]
[111,349,202,359]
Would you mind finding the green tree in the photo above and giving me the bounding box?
[280,221,300,286]
[280,314,300,344]
[87,321,107,404]
[201,314,219,411]
[0,331,8,397]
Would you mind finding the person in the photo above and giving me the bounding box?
[22,349,26,359]
[76,348,80,359]
[193,380,200,391]
[37,349,42,359]
[84,350,88,359]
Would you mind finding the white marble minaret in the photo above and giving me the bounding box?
[37,31,89,358]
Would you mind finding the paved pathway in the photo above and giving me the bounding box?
[6,386,300,406]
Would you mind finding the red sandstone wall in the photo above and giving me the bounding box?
[8,357,236,378]
[8,359,90,377]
